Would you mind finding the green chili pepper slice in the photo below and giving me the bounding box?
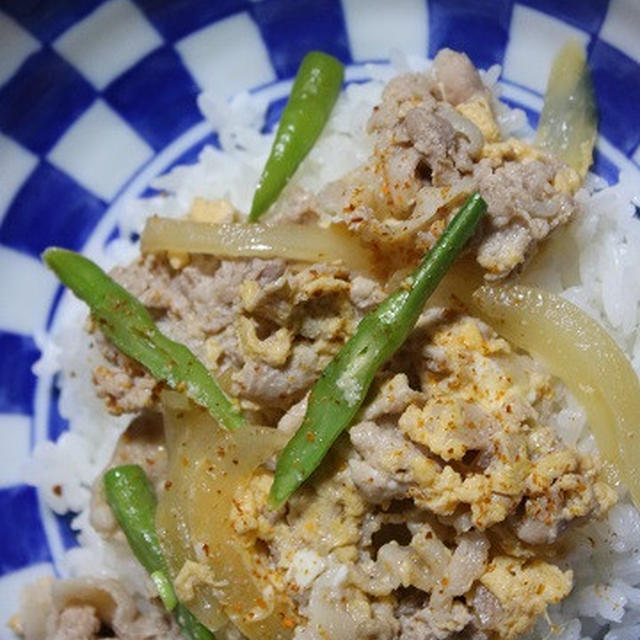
[268,193,487,508]
[43,248,246,431]
[104,465,215,640]
[248,51,344,221]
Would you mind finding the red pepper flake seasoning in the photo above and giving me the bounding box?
[164,480,173,490]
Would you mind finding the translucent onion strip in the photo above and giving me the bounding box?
[156,398,294,639]
[535,39,597,178]
[141,217,374,273]
[470,285,640,506]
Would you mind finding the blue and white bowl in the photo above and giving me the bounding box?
[0,0,639,631]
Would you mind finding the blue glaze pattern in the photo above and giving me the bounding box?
[0,52,96,155]
[0,161,107,258]
[428,0,513,70]
[0,333,40,415]
[252,0,352,77]
[0,486,52,573]
[104,46,202,151]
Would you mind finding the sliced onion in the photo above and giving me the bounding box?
[467,284,640,505]
[156,400,227,631]
[141,217,374,273]
[536,39,597,177]
[156,401,294,638]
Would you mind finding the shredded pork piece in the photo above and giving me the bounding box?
[18,577,181,640]
[431,48,487,106]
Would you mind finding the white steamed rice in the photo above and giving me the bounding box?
[27,57,640,640]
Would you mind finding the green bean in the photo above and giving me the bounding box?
[104,465,215,640]
[268,193,487,508]
[151,570,177,610]
[43,248,245,430]
[103,465,165,575]
[174,603,217,640]
[248,51,344,221]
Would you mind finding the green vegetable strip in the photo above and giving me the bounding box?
[104,465,215,640]
[104,466,165,576]
[43,248,245,431]
[248,51,344,221]
[174,603,218,640]
[151,570,178,611]
[268,193,487,508]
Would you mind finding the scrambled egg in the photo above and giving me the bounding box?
[480,557,572,640]
[456,94,501,143]
[236,316,292,367]
[458,94,582,195]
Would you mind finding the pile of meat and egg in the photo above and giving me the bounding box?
[20,50,616,640]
